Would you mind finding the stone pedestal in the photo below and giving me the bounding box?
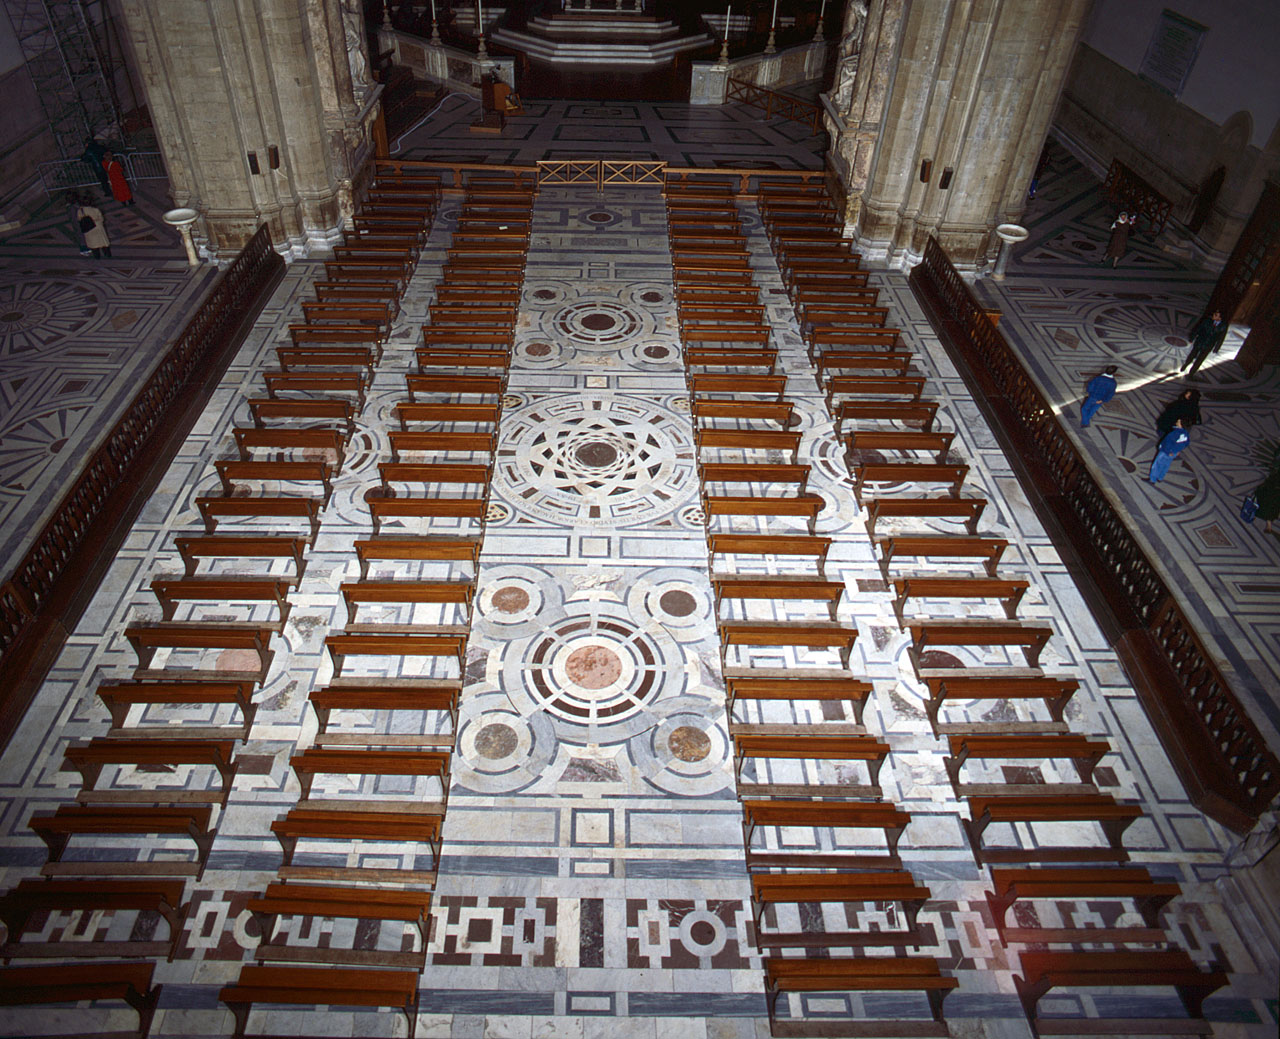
[163,207,201,265]
[993,222,1028,279]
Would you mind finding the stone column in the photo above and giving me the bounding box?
[826,0,1091,269]
[114,0,377,259]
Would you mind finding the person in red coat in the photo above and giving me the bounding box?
[102,150,134,206]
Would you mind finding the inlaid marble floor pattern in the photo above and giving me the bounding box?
[0,183,1276,1037]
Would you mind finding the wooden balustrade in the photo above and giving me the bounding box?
[1103,158,1174,235]
[909,234,1279,832]
[0,225,284,749]
[726,77,824,133]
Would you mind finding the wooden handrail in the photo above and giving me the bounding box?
[0,225,284,748]
[910,234,1278,833]
[727,77,824,134]
[1103,158,1174,236]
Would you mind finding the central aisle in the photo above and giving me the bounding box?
[430,187,763,1021]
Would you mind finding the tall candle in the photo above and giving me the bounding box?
[725,3,731,35]
[770,0,778,28]
[477,0,483,30]
[429,0,436,20]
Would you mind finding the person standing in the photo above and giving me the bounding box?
[77,201,111,258]
[66,191,91,256]
[1181,310,1228,375]
[1255,468,1280,534]
[1104,211,1131,267]
[102,150,134,206]
[80,138,110,196]
[1155,388,1202,439]
[1080,364,1119,427]
[1149,417,1190,483]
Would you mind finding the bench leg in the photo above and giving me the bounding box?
[1012,972,1051,1025]
[125,980,162,1039]
[223,998,251,1039]
[925,985,950,1022]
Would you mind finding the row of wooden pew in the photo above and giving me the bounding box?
[219,170,536,1037]
[665,175,956,1038]
[0,141,449,1039]
[758,178,1228,1038]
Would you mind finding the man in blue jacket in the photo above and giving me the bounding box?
[1149,417,1190,483]
[1080,365,1119,427]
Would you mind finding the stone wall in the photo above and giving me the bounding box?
[1055,42,1277,269]
[0,63,57,224]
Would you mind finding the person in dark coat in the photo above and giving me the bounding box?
[1104,211,1132,267]
[1256,468,1280,534]
[80,138,110,195]
[1155,388,1201,439]
[1181,310,1228,375]
[66,191,91,255]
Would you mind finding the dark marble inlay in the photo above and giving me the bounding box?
[640,291,663,303]
[533,289,556,300]
[475,723,519,760]
[564,646,621,689]
[575,441,618,467]
[659,589,696,616]
[492,586,530,613]
[526,343,552,357]
[669,725,711,762]
[579,898,604,968]
[643,345,669,358]
[580,312,617,331]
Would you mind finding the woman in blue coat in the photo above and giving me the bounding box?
[1149,418,1190,483]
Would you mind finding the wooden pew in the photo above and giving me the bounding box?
[416,347,511,373]
[270,806,443,868]
[707,533,832,577]
[724,674,872,724]
[389,431,498,461]
[354,535,482,579]
[852,462,969,501]
[233,428,346,474]
[683,346,778,372]
[247,882,433,959]
[289,747,449,801]
[835,400,940,434]
[688,373,787,401]
[765,956,955,1034]
[695,428,802,463]
[692,399,793,425]
[363,492,487,535]
[0,962,161,1037]
[987,865,1180,932]
[752,870,930,936]
[220,965,420,1039]
[309,678,461,734]
[246,398,354,435]
[262,370,368,407]
[125,621,275,675]
[0,878,188,960]
[96,679,258,738]
[742,799,909,857]
[393,402,501,430]
[28,805,215,876]
[63,736,238,803]
[214,459,333,505]
[846,429,955,463]
[1014,950,1226,1036]
[173,534,307,577]
[313,280,400,314]
[340,579,474,625]
[420,327,514,349]
[275,346,376,374]
[300,299,394,329]
[151,576,293,622]
[816,349,914,380]
[864,497,986,536]
[719,620,858,670]
[712,575,844,621]
[195,495,321,540]
[324,630,467,676]
[892,576,1030,622]
[700,462,810,493]
[827,374,927,403]
[701,492,824,535]
[434,285,520,307]
[733,732,890,786]
[924,676,1079,728]
[908,619,1052,669]
[945,732,1110,787]
[965,793,1144,864]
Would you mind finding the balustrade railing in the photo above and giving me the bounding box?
[726,77,823,133]
[910,234,1279,832]
[1103,158,1174,236]
[0,225,283,744]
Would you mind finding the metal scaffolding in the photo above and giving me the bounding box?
[3,0,123,159]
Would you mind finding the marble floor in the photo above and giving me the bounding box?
[0,111,1277,1038]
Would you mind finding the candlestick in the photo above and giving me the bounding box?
[814,0,827,41]
[765,0,778,53]
[718,3,731,64]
